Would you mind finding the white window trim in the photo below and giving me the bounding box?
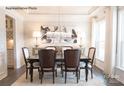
[92,18,106,62]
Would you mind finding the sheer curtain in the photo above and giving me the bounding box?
[92,18,106,62]
[117,8,124,68]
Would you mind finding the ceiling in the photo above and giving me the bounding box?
[16,6,98,15]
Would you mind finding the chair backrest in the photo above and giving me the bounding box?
[64,49,81,68]
[88,47,96,65]
[62,46,73,57]
[62,46,73,52]
[38,49,56,68]
[22,47,30,65]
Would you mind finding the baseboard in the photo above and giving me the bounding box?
[0,72,7,80]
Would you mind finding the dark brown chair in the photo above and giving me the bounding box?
[61,46,73,58]
[80,47,96,78]
[38,49,57,84]
[22,47,39,79]
[60,46,73,70]
[62,49,81,83]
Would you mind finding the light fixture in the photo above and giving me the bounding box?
[33,31,41,48]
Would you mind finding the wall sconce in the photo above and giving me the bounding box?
[33,31,41,48]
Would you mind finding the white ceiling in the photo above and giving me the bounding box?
[16,6,98,15]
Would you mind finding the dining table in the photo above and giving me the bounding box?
[28,54,90,82]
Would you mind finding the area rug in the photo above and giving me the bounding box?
[12,69,105,86]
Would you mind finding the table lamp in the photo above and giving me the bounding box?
[33,31,41,48]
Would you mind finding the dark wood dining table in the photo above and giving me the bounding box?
[28,55,90,82]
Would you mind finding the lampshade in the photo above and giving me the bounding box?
[33,31,41,37]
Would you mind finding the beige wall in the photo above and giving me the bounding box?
[23,15,91,53]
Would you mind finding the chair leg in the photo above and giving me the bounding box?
[29,68,31,75]
[79,70,80,79]
[61,63,62,73]
[53,70,55,84]
[41,71,43,84]
[26,69,28,79]
[91,68,93,79]
[85,65,88,82]
[76,70,78,83]
[65,71,67,84]
[61,63,64,74]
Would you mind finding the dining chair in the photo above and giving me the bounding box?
[38,49,57,84]
[62,49,81,83]
[60,46,73,72]
[61,46,73,58]
[22,47,39,79]
[80,47,96,78]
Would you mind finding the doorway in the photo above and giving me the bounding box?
[6,15,16,69]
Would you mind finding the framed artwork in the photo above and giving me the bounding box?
[40,25,78,44]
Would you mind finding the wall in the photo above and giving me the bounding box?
[5,9,25,69]
[0,7,7,80]
[23,14,90,52]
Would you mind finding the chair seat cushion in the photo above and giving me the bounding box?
[43,68,53,70]
[27,62,40,68]
[33,62,40,67]
[41,64,57,71]
[62,66,79,71]
[80,62,92,68]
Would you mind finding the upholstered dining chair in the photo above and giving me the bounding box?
[80,47,96,79]
[60,46,73,71]
[38,49,57,84]
[22,47,39,79]
[62,49,81,83]
[61,46,73,58]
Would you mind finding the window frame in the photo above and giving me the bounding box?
[92,18,106,62]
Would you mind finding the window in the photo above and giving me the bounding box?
[117,9,124,68]
[92,19,106,61]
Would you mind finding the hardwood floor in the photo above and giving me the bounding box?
[93,67,124,86]
[0,66,25,86]
[0,65,123,86]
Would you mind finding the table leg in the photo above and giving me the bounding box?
[85,60,88,82]
[30,61,33,82]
